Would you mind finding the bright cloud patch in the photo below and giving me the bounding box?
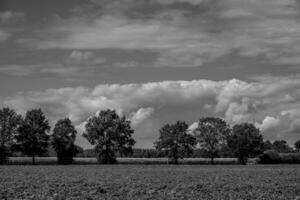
[1,76,300,148]
[257,116,281,132]
[129,107,155,127]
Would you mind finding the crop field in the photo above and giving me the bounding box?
[1,165,299,200]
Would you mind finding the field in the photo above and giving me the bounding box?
[1,165,299,200]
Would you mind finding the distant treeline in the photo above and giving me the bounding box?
[74,140,297,158]
[1,107,300,165]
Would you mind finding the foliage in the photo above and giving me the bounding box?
[272,140,293,153]
[262,140,273,151]
[258,150,300,164]
[194,117,231,164]
[258,150,281,164]
[294,140,300,152]
[51,118,78,164]
[227,123,264,165]
[155,121,196,164]
[15,108,50,164]
[0,107,22,164]
[83,109,135,164]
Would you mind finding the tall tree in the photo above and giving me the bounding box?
[155,121,196,164]
[272,140,292,153]
[51,118,78,164]
[194,117,231,164]
[228,123,264,165]
[295,140,300,152]
[0,107,22,164]
[83,109,135,164]
[15,109,50,164]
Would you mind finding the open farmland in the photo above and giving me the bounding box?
[1,165,299,200]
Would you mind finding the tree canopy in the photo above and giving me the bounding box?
[194,117,231,164]
[155,121,196,164]
[228,123,264,164]
[295,140,300,152]
[51,118,78,164]
[15,108,50,164]
[0,107,22,164]
[83,109,135,164]
[272,140,292,153]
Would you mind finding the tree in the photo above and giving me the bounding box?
[15,109,50,164]
[51,118,78,164]
[295,140,300,152]
[228,123,264,165]
[194,117,231,164]
[262,140,273,151]
[83,109,135,164]
[272,140,292,153]
[155,121,196,164]
[0,107,22,164]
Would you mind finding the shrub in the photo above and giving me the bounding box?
[258,150,300,164]
[279,153,300,164]
[258,150,281,164]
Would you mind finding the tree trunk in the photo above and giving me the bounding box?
[210,156,214,164]
[0,144,5,164]
[32,155,35,165]
[173,157,178,164]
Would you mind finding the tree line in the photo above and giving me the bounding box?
[0,107,299,165]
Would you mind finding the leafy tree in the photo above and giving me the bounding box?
[262,140,273,151]
[0,107,22,164]
[51,118,78,164]
[228,123,264,165]
[295,140,300,152]
[83,109,135,164]
[15,109,50,164]
[272,140,292,153]
[194,117,231,164]
[155,121,196,164]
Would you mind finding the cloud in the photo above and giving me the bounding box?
[256,116,281,132]
[17,0,300,67]
[68,50,106,64]
[69,50,94,61]
[0,11,24,23]
[0,30,10,41]
[0,51,107,77]
[187,122,198,134]
[151,0,205,5]
[129,107,155,127]
[0,63,82,77]
[0,64,38,76]
[1,76,300,147]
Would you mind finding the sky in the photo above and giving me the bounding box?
[0,0,300,148]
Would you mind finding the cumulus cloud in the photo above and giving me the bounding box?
[1,76,300,147]
[129,107,155,127]
[256,116,281,132]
